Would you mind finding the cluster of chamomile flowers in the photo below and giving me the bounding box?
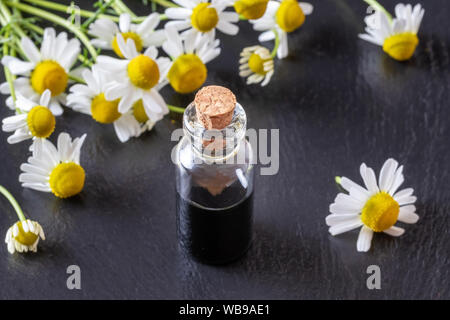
[0,1,425,254]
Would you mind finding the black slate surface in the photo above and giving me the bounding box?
[0,0,449,299]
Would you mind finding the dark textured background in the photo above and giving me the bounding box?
[0,0,449,299]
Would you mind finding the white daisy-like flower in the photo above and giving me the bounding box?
[2,89,55,144]
[233,0,270,20]
[88,13,165,58]
[67,66,157,143]
[19,132,87,199]
[239,45,274,86]
[359,3,425,61]
[250,0,313,59]
[5,220,45,254]
[165,0,239,42]
[0,28,81,115]
[95,35,171,117]
[326,158,419,252]
[163,26,221,93]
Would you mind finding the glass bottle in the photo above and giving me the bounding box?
[175,100,254,265]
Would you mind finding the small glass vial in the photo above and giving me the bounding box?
[175,86,254,264]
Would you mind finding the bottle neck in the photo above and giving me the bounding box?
[183,102,247,161]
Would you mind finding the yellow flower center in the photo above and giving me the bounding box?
[191,3,219,32]
[276,0,305,32]
[234,0,269,20]
[132,99,149,123]
[49,162,85,198]
[112,32,143,58]
[14,222,38,246]
[30,60,68,96]
[167,54,207,94]
[91,93,121,124]
[248,53,269,75]
[383,32,419,61]
[361,192,400,232]
[127,54,160,90]
[26,105,56,138]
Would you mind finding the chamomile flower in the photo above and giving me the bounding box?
[359,3,425,61]
[19,132,87,198]
[163,27,221,93]
[233,0,269,20]
[67,66,155,142]
[250,0,313,59]
[88,13,165,58]
[0,28,81,115]
[165,0,239,41]
[5,220,45,254]
[2,89,55,144]
[239,45,274,86]
[96,35,170,117]
[326,158,419,252]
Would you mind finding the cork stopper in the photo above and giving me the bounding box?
[194,85,236,130]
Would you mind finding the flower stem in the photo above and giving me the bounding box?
[271,28,280,58]
[6,1,98,60]
[21,0,128,23]
[151,0,179,8]
[69,74,86,84]
[3,52,17,105]
[0,185,26,222]
[167,104,185,113]
[113,0,137,17]
[0,0,26,38]
[2,31,17,106]
[363,0,393,22]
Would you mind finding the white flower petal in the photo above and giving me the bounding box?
[388,165,404,195]
[21,37,41,64]
[40,90,52,107]
[398,208,419,224]
[259,30,276,42]
[393,188,414,201]
[356,226,373,252]
[166,7,192,20]
[137,13,160,34]
[325,213,359,226]
[119,13,131,32]
[328,218,363,236]
[360,163,379,194]
[299,2,313,15]
[329,203,361,215]
[383,226,405,237]
[378,158,398,192]
[216,20,239,35]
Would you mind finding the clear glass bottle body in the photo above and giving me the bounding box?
[175,102,254,264]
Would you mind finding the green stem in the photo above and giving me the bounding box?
[6,1,98,60]
[19,18,45,36]
[0,0,26,38]
[69,74,86,84]
[167,104,185,113]
[0,185,26,222]
[81,0,116,30]
[271,28,280,58]
[114,0,137,17]
[20,0,130,22]
[2,31,17,106]
[363,0,393,22]
[151,0,179,8]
